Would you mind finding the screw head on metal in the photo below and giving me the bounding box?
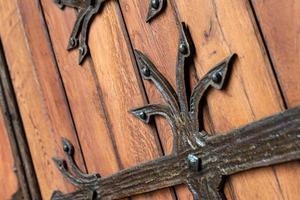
[142,67,151,77]
[212,72,222,84]
[151,0,160,9]
[188,154,201,172]
[179,43,188,54]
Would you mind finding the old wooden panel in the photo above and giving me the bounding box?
[251,0,300,108]
[38,0,174,199]
[0,0,299,199]
[118,0,192,199]
[0,103,19,200]
[251,0,300,199]
[172,0,295,199]
[0,0,86,198]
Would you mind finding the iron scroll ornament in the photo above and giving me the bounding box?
[51,24,300,200]
[53,0,165,64]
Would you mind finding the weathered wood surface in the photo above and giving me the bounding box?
[251,0,300,199]
[0,0,300,199]
[37,0,174,199]
[52,105,300,200]
[0,0,86,198]
[0,85,20,200]
[0,41,41,199]
[118,1,193,198]
[172,0,300,199]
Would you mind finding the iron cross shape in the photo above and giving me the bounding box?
[51,23,300,200]
[53,0,165,64]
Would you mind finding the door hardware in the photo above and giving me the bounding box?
[53,0,165,64]
[51,23,300,200]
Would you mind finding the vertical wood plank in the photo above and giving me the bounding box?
[87,1,176,199]
[0,104,19,200]
[0,40,41,199]
[118,1,196,199]
[0,0,86,198]
[173,0,293,199]
[251,1,300,199]
[38,0,175,199]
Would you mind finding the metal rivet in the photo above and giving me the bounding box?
[138,112,147,120]
[212,72,222,84]
[79,47,84,55]
[63,144,69,153]
[69,39,75,47]
[188,154,201,172]
[142,67,151,77]
[151,0,160,9]
[179,43,187,54]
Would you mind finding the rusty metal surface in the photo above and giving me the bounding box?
[53,0,105,64]
[146,0,166,22]
[50,23,300,200]
[53,0,165,64]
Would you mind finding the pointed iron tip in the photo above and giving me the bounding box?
[146,0,165,23]
[78,46,89,65]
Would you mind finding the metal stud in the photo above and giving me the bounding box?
[151,0,160,9]
[179,43,187,54]
[138,112,147,120]
[212,72,222,84]
[142,67,151,77]
[188,154,201,172]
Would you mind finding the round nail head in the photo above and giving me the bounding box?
[63,144,69,153]
[179,43,187,54]
[151,0,160,9]
[139,112,147,120]
[142,67,151,77]
[212,72,222,84]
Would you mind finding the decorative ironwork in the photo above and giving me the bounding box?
[53,0,166,64]
[146,0,166,22]
[53,0,105,64]
[51,23,300,200]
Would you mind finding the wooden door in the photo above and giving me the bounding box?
[0,0,299,199]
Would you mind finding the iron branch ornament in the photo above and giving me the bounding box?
[51,24,300,200]
[53,0,166,64]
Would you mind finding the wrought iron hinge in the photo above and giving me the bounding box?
[53,0,166,64]
[51,23,300,200]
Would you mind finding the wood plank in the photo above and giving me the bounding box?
[251,0,300,108]
[87,2,175,199]
[172,0,295,199]
[251,1,300,199]
[118,1,207,199]
[0,0,86,198]
[0,40,41,199]
[38,0,175,199]
[0,100,19,200]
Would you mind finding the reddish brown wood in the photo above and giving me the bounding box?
[251,1,300,199]
[0,97,20,200]
[0,0,86,198]
[172,0,295,199]
[38,0,175,199]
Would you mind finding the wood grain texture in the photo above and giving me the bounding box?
[118,1,198,198]
[251,0,300,108]
[86,1,175,199]
[172,0,297,199]
[51,105,300,200]
[0,41,41,199]
[0,0,86,198]
[0,98,19,200]
[251,1,300,199]
[39,0,175,199]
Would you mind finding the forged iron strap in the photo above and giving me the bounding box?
[51,23,300,200]
[53,0,166,64]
